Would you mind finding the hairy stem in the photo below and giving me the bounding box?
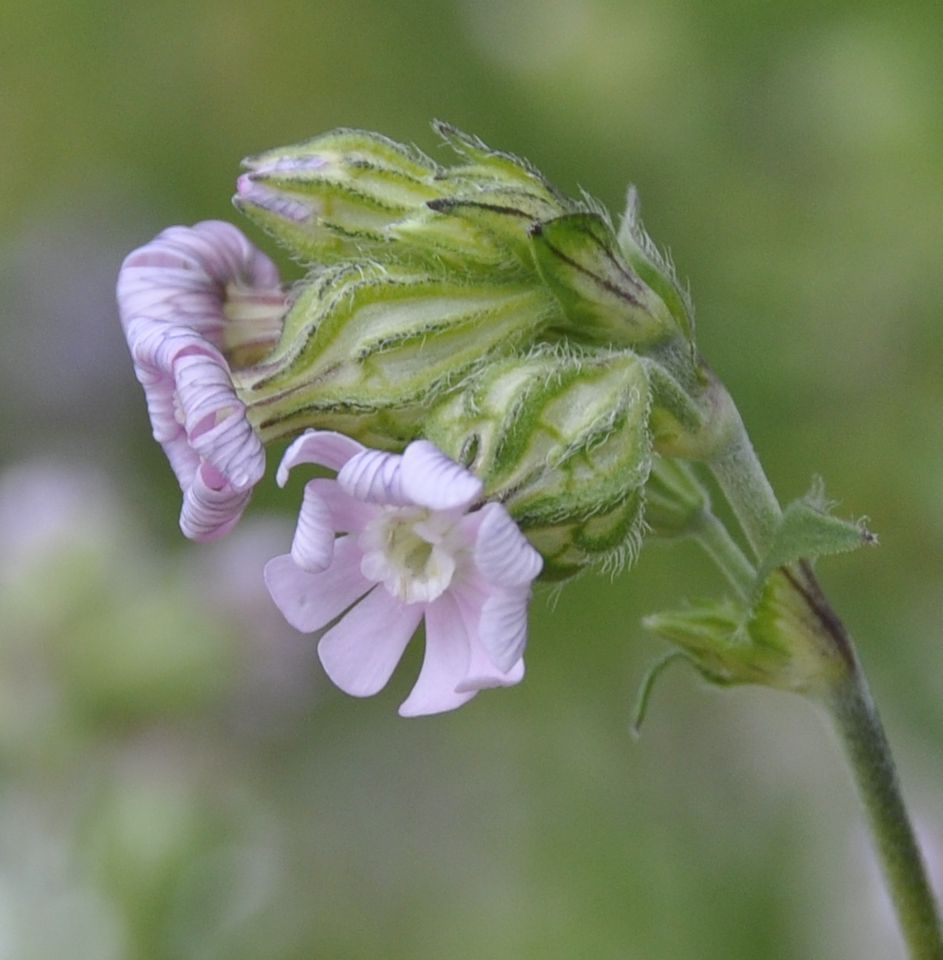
[707,399,782,559]
[692,511,756,600]
[827,659,943,958]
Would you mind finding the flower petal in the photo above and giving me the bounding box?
[472,502,543,586]
[398,593,477,717]
[180,463,253,542]
[276,430,366,487]
[117,220,281,340]
[306,478,376,533]
[317,588,424,697]
[290,481,335,572]
[449,581,526,692]
[457,648,525,693]
[400,440,482,511]
[264,536,372,633]
[477,586,532,673]
[337,448,409,505]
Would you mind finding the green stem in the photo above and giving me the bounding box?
[707,400,782,559]
[692,511,756,600]
[827,661,943,958]
[698,377,941,956]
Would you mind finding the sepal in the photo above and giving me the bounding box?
[644,568,848,696]
[425,346,652,579]
[753,481,876,594]
[531,213,679,348]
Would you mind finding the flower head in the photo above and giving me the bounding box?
[264,431,543,717]
[117,221,287,541]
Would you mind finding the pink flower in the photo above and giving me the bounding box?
[264,431,543,717]
[117,221,287,541]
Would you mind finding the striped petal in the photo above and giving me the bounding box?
[317,588,424,697]
[398,593,476,717]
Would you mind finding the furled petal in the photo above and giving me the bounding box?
[337,448,409,506]
[276,430,366,486]
[472,502,543,586]
[180,463,254,542]
[127,318,265,494]
[117,220,281,341]
[318,588,424,697]
[305,478,376,533]
[290,482,335,572]
[477,586,532,673]
[264,536,372,633]
[398,593,476,717]
[400,440,482,511]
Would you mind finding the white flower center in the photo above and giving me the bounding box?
[358,506,463,605]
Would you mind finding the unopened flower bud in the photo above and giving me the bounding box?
[425,347,652,579]
[644,568,849,695]
[531,213,682,348]
[234,122,572,272]
[239,263,558,446]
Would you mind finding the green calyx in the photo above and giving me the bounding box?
[643,486,875,697]
[425,346,652,579]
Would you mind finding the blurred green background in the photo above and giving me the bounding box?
[1,0,942,957]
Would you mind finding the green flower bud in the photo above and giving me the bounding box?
[617,185,695,340]
[531,212,683,348]
[425,346,652,579]
[236,262,559,446]
[644,567,849,695]
[235,123,570,272]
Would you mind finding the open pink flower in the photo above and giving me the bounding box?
[264,431,543,717]
[117,222,286,541]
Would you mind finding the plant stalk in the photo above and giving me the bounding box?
[702,384,943,957]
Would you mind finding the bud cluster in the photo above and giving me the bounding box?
[224,123,706,575]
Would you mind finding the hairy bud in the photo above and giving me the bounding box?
[425,347,652,579]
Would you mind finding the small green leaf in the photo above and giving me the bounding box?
[754,482,876,591]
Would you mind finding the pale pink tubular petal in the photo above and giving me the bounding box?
[264,536,372,633]
[477,587,532,673]
[400,440,482,511]
[117,220,281,340]
[290,482,335,572]
[276,430,366,487]
[306,478,376,533]
[174,351,265,489]
[337,448,409,506]
[318,588,424,697]
[398,593,477,717]
[472,502,543,586]
[180,464,253,541]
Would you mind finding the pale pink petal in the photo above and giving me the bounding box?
[398,593,477,717]
[306,478,376,533]
[457,646,525,692]
[317,588,424,697]
[264,536,372,632]
[472,502,543,586]
[290,482,335,571]
[477,586,532,673]
[117,220,282,340]
[276,430,366,486]
[180,463,253,541]
[400,440,482,511]
[449,580,526,691]
[337,448,409,506]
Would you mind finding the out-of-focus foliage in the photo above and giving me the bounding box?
[0,0,941,957]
